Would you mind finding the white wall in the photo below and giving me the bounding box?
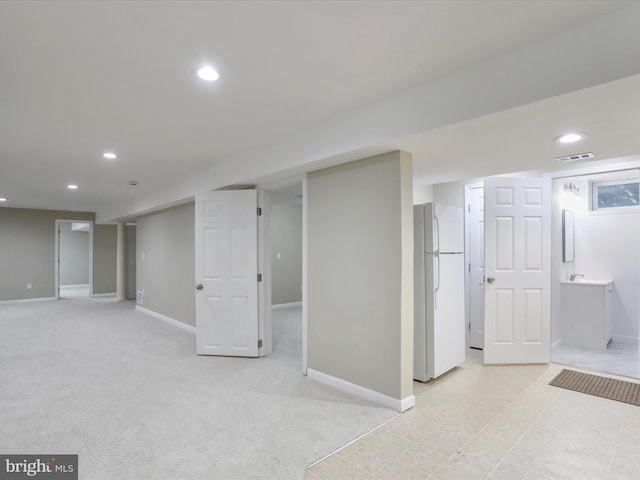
[552,175,640,343]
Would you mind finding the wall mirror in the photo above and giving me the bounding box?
[562,209,575,263]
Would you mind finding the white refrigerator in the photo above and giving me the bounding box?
[414,203,466,381]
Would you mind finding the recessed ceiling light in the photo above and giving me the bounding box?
[67,184,78,190]
[103,152,117,159]
[0,198,6,202]
[197,65,219,82]
[555,133,587,144]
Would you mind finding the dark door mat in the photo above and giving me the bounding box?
[549,369,640,406]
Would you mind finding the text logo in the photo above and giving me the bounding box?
[0,456,77,480]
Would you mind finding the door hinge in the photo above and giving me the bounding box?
[469,322,471,331]
[257,273,262,282]
[258,339,263,348]
[257,207,262,216]
[467,204,470,213]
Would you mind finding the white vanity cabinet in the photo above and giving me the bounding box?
[561,280,613,350]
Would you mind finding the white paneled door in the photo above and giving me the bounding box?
[483,177,551,364]
[195,190,259,357]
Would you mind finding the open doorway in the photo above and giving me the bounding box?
[463,164,640,378]
[261,180,304,367]
[55,220,93,299]
[550,168,640,379]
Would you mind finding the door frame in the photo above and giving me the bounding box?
[257,175,307,373]
[258,190,273,356]
[55,219,94,299]
[464,182,483,349]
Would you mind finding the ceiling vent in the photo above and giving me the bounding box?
[555,152,595,164]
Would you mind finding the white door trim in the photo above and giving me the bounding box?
[464,182,483,349]
[258,189,272,356]
[55,219,94,299]
[302,175,309,375]
[256,174,308,374]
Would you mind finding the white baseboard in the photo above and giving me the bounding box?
[92,292,117,298]
[307,368,415,412]
[612,335,640,345]
[0,297,56,305]
[136,306,196,333]
[60,284,89,289]
[272,301,302,310]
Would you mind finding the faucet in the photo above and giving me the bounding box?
[570,274,585,281]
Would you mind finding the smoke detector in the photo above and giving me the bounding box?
[555,152,595,164]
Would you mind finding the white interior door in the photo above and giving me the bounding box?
[195,189,260,357]
[484,177,550,364]
[468,186,485,349]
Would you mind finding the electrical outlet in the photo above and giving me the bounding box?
[27,283,32,289]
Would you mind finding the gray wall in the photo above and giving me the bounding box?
[0,207,94,301]
[307,151,414,402]
[136,202,195,326]
[93,225,117,294]
[59,222,90,285]
[271,203,302,305]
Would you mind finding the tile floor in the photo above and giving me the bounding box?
[552,341,640,379]
[304,350,640,479]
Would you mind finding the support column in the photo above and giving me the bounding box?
[116,222,126,300]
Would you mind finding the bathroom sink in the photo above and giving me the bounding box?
[560,279,613,286]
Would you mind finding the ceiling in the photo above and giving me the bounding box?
[396,73,640,186]
[0,0,637,216]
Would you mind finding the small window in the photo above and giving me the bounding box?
[592,179,640,210]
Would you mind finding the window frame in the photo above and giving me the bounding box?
[590,177,640,212]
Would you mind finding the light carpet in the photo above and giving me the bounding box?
[0,298,396,479]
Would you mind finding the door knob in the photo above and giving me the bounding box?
[195,284,203,291]
[486,277,495,284]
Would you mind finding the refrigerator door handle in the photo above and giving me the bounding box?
[433,214,440,253]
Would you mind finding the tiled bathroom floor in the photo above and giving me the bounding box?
[552,341,640,379]
[304,350,640,479]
